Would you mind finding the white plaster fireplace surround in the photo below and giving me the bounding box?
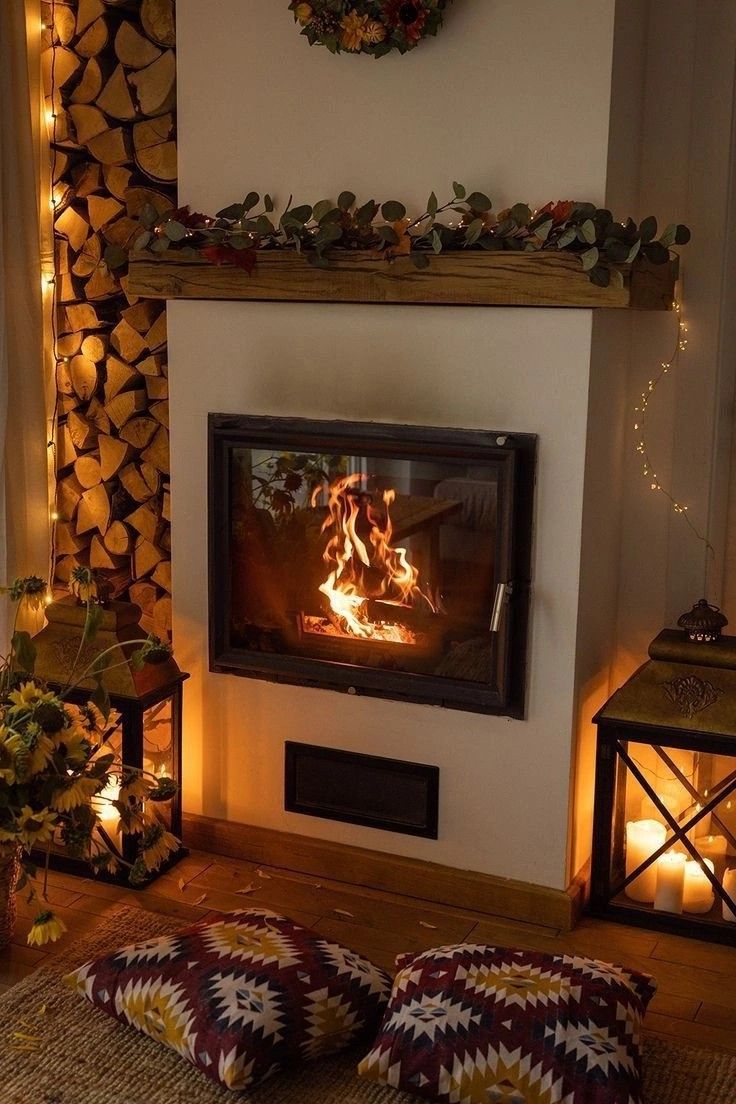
[168,1,734,893]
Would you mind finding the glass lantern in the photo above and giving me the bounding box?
[32,597,189,884]
[591,610,736,943]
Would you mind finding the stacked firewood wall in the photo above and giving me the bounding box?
[44,0,176,637]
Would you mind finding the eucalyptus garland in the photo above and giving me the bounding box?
[289,0,452,56]
[121,185,690,290]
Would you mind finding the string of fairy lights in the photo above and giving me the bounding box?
[42,0,62,604]
[634,301,715,561]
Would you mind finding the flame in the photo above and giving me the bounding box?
[311,474,433,642]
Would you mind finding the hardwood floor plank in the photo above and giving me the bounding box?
[651,933,736,975]
[645,1012,736,1053]
[648,992,701,1022]
[695,1002,736,1030]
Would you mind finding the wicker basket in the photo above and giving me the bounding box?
[0,843,21,950]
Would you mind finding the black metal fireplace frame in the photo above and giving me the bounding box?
[208,414,536,716]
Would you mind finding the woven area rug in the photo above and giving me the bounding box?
[1,906,734,1104]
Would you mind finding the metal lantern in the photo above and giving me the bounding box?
[591,617,736,944]
[677,599,728,643]
[32,597,189,884]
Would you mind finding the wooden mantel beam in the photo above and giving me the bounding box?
[128,249,678,310]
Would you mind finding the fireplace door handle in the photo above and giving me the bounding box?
[490,581,514,633]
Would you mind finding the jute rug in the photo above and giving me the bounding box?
[0,906,733,1104]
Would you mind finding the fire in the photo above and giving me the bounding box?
[310,474,433,642]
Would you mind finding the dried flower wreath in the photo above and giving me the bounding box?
[289,0,452,56]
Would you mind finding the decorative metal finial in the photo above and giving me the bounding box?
[677,599,728,643]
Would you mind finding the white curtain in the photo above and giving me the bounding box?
[0,0,52,635]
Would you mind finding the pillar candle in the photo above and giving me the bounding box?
[95,777,120,841]
[683,858,715,914]
[653,851,686,914]
[723,868,736,923]
[625,820,667,903]
[640,792,679,822]
[694,835,728,862]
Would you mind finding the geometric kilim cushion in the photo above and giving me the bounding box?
[64,909,392,1092]
[357,943,656,1104]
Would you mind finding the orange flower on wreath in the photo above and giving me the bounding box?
[341,9,370,51]
[386,218,413,257]
[381,0,429,43]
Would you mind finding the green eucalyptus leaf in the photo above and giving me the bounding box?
[288,205,313,225]
[639,215,657,243]
[609,268,625,289]
[643,241,670,264]
[264,194,274,213]
[675,224,691,245]
[133,231,152,251]
[307,251,330,269]
[411,252,430,269]
[579,219,597,245]
[318,206,343,225]
[532,217,553,242]
[557,227,577,249]
[431,229,443,254]
[243,192,260,212]
[580,246,599,271]
[427,191,438,217]
[337,191,356,211]
[465,218,484,245]
[140,203,158,230]
[381,201,407,222]
[103,244,127,270]
[312,199,334,222]
[466,192,492,212]
[453,181,466,200]
[659,223,677,248]
[230,235,254,250]
[216,202,246,221]
[589,264,611,288]
[626,239,641,263]
[151,237,169,253]
[509,202,531,225]
[377,225,399,245]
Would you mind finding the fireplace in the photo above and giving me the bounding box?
[209,415,535,715]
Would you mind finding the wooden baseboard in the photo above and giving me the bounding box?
[183,813,583,933]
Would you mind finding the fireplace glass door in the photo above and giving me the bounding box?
[209,415,535,715]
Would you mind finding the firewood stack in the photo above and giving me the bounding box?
[44,0,176,638]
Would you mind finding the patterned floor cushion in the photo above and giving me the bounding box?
[357,943,656,1104]
[64,908,392,1092]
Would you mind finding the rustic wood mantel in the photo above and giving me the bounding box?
[128,249,678,309]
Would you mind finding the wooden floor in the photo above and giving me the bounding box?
[2,848,735,1053]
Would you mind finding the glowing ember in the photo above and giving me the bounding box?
[309,474,433,643]
[302,614,416,645]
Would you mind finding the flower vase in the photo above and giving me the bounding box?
[0,843,21,950]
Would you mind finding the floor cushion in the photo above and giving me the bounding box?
[357,942,656,1104]
[64,908,391,1092]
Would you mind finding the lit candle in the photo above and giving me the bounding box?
[640,792,679,822]
[625,820,667,903]
[723,868,736,923]
[683,859,715,914]
[654,851,686,914]
[694,835,728,862]
[95,777,120,840]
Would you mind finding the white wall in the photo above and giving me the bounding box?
[170,0,624,890]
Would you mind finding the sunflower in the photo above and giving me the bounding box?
[119,770,150,803]
[26,728,56,777]
[17,806,58,847]
[9,576,47,610]
[55,723,91,766]
[7,682,56,710]
[140,823,179,871]
[50,776,100,813]
[381,0,429,42]
[68,565,98,604]
[28,911,68,947]
[340,9,369,51]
